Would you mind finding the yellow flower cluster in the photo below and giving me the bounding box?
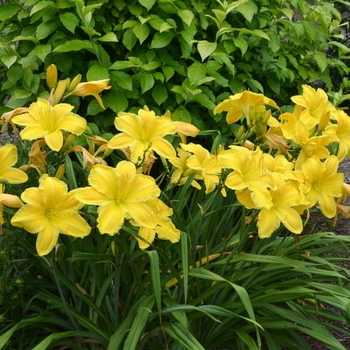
[0,64,349,256]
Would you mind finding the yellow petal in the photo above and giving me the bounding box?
[108,133,135,149]
[11,205,48,233]
[275,207,303,233]
[87,165,118,199]
[1,168,28,184]
[124,202,157,228]
[115,112,142,140]
[97,202,125,234]
[137,227,155,249]
[257,208,280,238]
[75,186,111,205]
[0,194,23,208]
[125,175,160,202]
[152,138,176,159]
[55,210,91,237]
[44,130,63,151]
[156,221,180,243]
[56,112,86,135]
[36,221,60,256]
[318,193,337,218]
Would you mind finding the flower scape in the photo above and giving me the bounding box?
[1,65,350,349]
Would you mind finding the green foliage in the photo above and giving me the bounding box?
[1,0,349,137]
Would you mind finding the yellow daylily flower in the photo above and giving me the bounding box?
[237,173,303,238]
[0,184,23,226]
[11,174,91,256]
[169,147,202,190]
[290,85,335,129]
[180,143,222,194]
[75,161,160,235]
[11,99,87,152]
[279,105,303,140]
[108,107,177,164]
[0,144,28,184]
[134,198,180,249]
[323,110,350,161]
[214,90,279,125]
[66,79,111,109]
[293,120,330,169]
[301,155,344,218]
[219,146,275,209]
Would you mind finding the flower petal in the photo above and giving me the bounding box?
[275,207,303,233]
[257,208,280,238]
[1,168,28,184]
[55,210,91,237]
[137,227,155,249]
[36,221,60,256]
[56,113,86,135]
[11,205,48,233]
[97,202,125,234]
[44,130,63,151]
[87,165,118,199]
[75,186,111,205]
[108,133,135,149]
[124,202,157,228]
[152,139,176,159]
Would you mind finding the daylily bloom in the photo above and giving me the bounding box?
[75,161,160,235]
[0,184,23,225]
[0,144,28,184]
[11,99,87,152]
[290,85,335,129]
[219,146,275,209]
[301,155,344,218]
[180,143,222,194]
[236,173,303,238]
[134,198,180,249]
[169,147,202,190]
[66,79,111,109]
[108,107,177,164]
[323,110,350,161]
[11,174,91,256]
[214,90,279,125]
[293,120,330,169]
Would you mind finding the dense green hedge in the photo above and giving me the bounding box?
[1,0,349,136]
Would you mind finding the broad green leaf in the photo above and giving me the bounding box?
[11,35,39,44]
[150,32,175,49]
[36,19,59,40]
[178,9,194,26]
[109,61,134,70]
[87,99,103,116]
[14,89,32,99]
[96,32,118,42]
[142,61,161,71]
[197,41,217,62]
[122,296,155,350]
[314,52,328,72]
[1,55,17,69]
[188,62,206,86]
[34,44,51,62]
[236,1,257,22]
[87,64,110,80]
[133,23,150,44]
[123,28,138,51]
[280,8,294,20]
[139,72,154,94]
[59,12,79,33]
[162,66,175,81]
[107,90,128,113]
[1,5,21,21]
[111,71,133,91]
[138,0,155,11]
[233,37,248,56]
[30,1,56,16]
[172,106,191,123]
[188,93,216,110]
[152,83,168,105]
[53,40,93,52]
[58,0,75,8]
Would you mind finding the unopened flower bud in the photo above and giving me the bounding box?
[67,74,82,93]
[46,64,57,90]
[52,79,69,105]
[55,164,65,179]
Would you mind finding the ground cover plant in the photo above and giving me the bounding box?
[1,0,350,349]
[0,62,350,349]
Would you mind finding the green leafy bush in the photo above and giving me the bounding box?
[1,0,349,138]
